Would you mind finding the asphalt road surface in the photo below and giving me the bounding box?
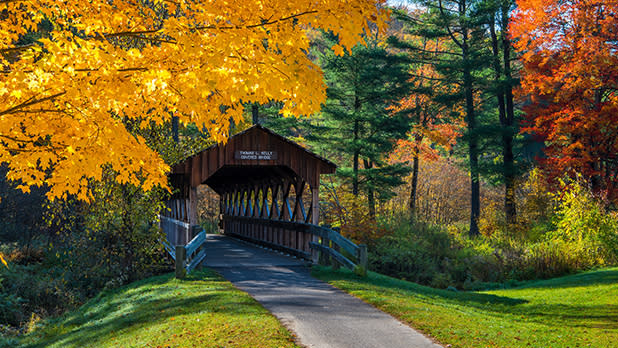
[204,234,443,348]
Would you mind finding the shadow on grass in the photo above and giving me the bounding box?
[515,268,618,290]
[519,303,618,329]
[312,266,528,307]
[312,266,618,331]
[24,270,262,348]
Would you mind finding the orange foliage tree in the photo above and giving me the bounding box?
[0,0,387,201]
[511,0,618,201]
[388,33,463,215]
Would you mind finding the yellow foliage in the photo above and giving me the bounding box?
[0,0,388,200]
[321,186,388,245]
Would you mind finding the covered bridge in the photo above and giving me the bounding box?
[160,125,337,262]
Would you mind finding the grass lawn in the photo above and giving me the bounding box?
[20,268,301,348]
[313,266,618,348]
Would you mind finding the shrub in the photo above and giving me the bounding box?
[0,292,22,327]
[368,184,618,290]
[0,262,79,328]
[370,217,465,287]
[550,177,618,265]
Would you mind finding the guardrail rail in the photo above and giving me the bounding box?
[159,215,207,278]
[223,216,367,276]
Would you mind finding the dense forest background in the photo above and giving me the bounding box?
[2,0,618,341]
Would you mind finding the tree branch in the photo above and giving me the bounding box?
[0,91,66,117]
[438,0,463,48]
[0,44,35,54]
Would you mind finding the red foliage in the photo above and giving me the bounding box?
[511,0,618,201]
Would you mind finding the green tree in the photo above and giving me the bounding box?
[310,33,413,218]
[395,1,490,235]
[479,0,520,224]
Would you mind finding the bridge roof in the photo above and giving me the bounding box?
[171,125,336,192]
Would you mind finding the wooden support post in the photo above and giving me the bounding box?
[311,179,320,264]
[319,234,330,266]
[189,186,198,238]
[271,183,280,219]
[175,245,186,279]
[358,244,368,276]
[332,227,341,270]
[282,180,292,221]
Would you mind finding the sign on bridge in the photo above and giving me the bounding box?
[235,150,278,160]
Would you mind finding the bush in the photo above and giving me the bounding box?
[368,180,618,289]
[0,261,79,328]
[0,170,173,336]
[550,177,618,265]
[0,292,22,327]
[369,218,453,285]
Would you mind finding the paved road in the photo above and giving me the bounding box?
[204,234,443,348]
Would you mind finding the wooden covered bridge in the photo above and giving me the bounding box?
[159,125,367,276]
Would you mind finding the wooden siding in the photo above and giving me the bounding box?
[171,125,336,190]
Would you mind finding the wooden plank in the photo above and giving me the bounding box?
[191,156,201,187]
[327,229,359,256]
[161,240,175,260]
[189,187,198,225]
[187,249,207,272]
[308,225,327,238]
[185,230,206,256]
[160,215,191,229]
[229,232,311,260]
[304,231,311,253]
[309,242,356,270]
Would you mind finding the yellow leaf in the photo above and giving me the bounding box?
[0,0,385,200]
[332,44,345,56]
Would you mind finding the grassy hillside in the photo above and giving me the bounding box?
[19,269,300,348]
[313,266,618,348]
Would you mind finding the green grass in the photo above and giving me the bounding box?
[20,269,301,348]
[313,266,618,348]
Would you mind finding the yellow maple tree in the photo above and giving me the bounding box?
[0,0,387,201]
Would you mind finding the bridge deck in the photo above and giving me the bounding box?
[204,235,442,348]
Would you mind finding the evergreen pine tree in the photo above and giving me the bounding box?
[393,0,491,235]
[310,33,414,218]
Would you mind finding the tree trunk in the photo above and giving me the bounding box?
[364,159,376,219]
[408,134,423,217]
[252,103,259,125]
[409,151,420,216]
[501,4,517,224]
[490,16,516,224]
[461,13,480,236]
[171,115,179,143]
[352,118,360,196]
[467,94,480,237]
